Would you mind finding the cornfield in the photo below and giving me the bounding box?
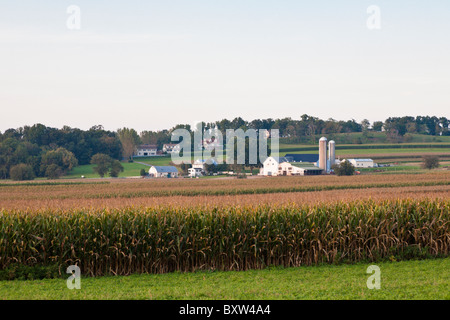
[1,199,448,276]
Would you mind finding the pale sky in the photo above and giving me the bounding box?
[0,0,449,132]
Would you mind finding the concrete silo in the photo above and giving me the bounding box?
[319,137,327,171]
[328,140,336,171]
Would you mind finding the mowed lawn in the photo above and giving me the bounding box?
[64,162,152,179]
[1,258,448,300]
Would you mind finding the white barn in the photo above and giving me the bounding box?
[260,156,288,176]
[261,156,323,176]
[346,159,375,168]
[149,166,179,178]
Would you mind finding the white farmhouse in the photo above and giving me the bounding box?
[136,144,158,157]
[188,167,203,178]
[192,159,218,173]
[163,144,180,154]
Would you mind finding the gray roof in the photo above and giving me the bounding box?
[151,166,179,173]
[284,154,319,163]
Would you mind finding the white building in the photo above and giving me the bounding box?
[260,156,288,176]
[202,138,222,151]
[149,166,179,178]
[346,159,375,168]
[163,144,180,154]
[188,167,203,178]
[192,159,218,172]
[136,144,158,157]
[261,156,324,176]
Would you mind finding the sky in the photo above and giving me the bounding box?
[0,0,449,132]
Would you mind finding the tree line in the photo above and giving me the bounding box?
[1,115,448,180]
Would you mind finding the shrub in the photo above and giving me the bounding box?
[9,164,35,181]
[0,264,60,280]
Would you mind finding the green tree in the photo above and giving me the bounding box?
[40,147,78,178]
[421,156,439,169]
[361,119,370,132]
[109,160,124,177]
[117,128,141,161]
[9,164,35,181]
[140,168,147,177]
[332,160,355,176]
[91,153,124,178]
[44,164,64,179]
[91,153,113,177]
[372,121,383,132]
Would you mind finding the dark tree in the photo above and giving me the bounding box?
[421,156,439,169]
[332,160,355,176]
[109,160,124,177]
[44,164,64,179]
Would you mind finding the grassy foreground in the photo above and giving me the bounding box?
[1,258,448,300]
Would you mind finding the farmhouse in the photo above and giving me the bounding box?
[346,159,375,168]
[192,159,218,172]
[136,144,158,157]
[149,166,179,178]
[188,167,203,178]
[163,143,180,154]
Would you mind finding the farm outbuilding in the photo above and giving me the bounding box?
[346,159,375,168]
[260,157,323,176]
[149,166,179,178]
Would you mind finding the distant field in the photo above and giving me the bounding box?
[280,148,450,155]
[1,258,448,300]
[279,133,450,145]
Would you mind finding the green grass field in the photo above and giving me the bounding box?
[133,156,173,166]
[0,258,448,300]
[64,162,151,179]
